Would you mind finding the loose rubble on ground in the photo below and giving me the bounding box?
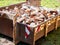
[0,38,14,45]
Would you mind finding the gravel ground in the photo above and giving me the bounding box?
[0,38,14,45]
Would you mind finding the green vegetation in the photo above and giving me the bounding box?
[0,0,26,7]
[41,0,60,8]
[0,0,60,8]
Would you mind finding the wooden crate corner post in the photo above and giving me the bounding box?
[13,14,19,45]
[45,22,48,37]
[55,16,58,30]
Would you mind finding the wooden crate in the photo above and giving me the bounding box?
[45,17,56,36]
[0,0,45,45]
[0,17,45,45]
[0,0,59,45]
[0,2,26,44]
[15,22,45,45]
[0,10,45,45]
[57,15,60,27]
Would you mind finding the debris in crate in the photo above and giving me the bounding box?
[0,3,59,27]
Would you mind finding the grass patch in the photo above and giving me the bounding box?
[41,0,60,8]
[0,0,60,8]
[0,0,26,7]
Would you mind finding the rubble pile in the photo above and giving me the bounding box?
[0,3,60,27]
